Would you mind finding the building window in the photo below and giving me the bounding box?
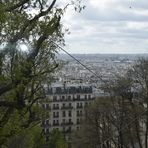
[77,102,82,108]
[62,103,65,107]
[68,111,72,117]
[56,112,59,117]
[53,120,59,126]
[77,110,79,116]
[68,95,71,100]
[53,111,59,118]
[69,119,71,122]
[69,103,71,107]
[62,119,65,123]
[53,104,59,109]
[88,95,91,99]
[77,95,80,99]
[77,118,80,124]
[53,112,55,117]
[56,104,59,109]
[80,110,82,115]
[62,111,66,117]
[53,96,57,101]
[53,120,56,124]
[56,120,59,124]
[85,95,87,99]
[46,103,50,109]
[62,96,65,99]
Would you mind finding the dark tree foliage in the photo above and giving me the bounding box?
[72,59,148,148]
[0,0,83,146]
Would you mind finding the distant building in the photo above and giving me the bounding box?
[41,83,95,141]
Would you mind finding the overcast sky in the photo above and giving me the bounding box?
[61,0,148,54]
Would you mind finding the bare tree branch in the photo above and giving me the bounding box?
[5,0,30,12]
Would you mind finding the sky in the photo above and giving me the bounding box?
[61,0,148,54]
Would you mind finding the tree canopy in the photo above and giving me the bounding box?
[0,0,83,146]
[72,58,148,148]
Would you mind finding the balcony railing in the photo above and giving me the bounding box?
[76,106,83,109]
[61,106,73,110]
[77,113,83,117]
[41,123,51,127]
[60,98,72,102]
[61,122,73,126]
[50,97,95,102]
[53,115,59,118]
[52,123,59,126]
[52,106,59,110]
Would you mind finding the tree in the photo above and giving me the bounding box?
[48,129,68,148]
[72,97,115,148]
[128,58,148,148]
[0,0,84,146]
[72,59,148,148]
[7,125,45,148]
[72,97,144,148]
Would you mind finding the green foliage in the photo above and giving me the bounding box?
[0,0,83,147]
[6,126,45,148]
[48,129,68,148]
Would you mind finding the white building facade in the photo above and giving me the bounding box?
[41,83,95,140]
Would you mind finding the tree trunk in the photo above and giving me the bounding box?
[145,110,148,148]
[135,114,143,148]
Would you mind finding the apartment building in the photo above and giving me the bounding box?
[41,83,95,140]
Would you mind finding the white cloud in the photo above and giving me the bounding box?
[61,0,148,54]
